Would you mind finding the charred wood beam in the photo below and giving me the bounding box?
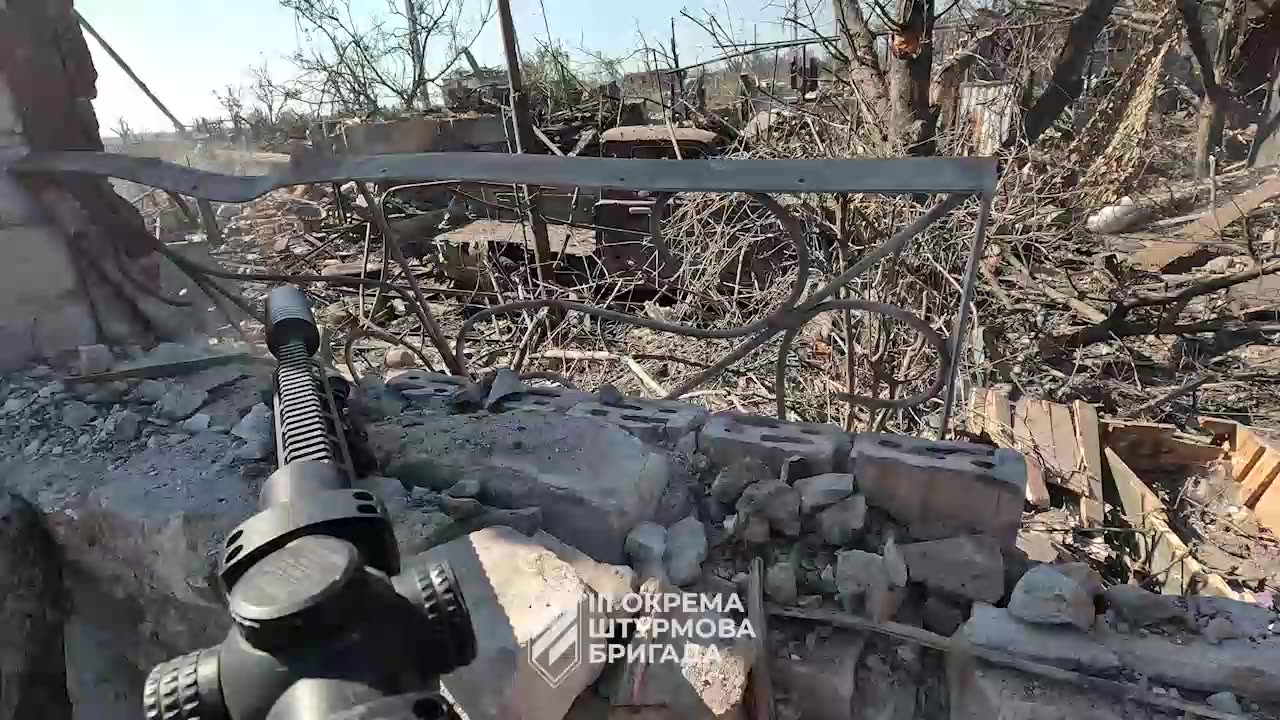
[1007,0,1122,148]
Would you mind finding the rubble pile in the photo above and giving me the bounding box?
[5,329,1280,720]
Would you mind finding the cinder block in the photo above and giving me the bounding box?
[0,225,79,300]
[568,397,707,444]
[698,411,851,477]
[852,433,1025,545]
[33,296,97,357]
[495,386,593,413]
[0,171,45,227]
[0,317,36,371]
[385,369,475,406]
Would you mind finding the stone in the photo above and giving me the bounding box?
[794,473,855,514]
[64,614,140,720]
[835,549,896,621]
[2,394,31,415]
[899,535,1004,603]
[567,397,708,446]
[737,480,801,536]
[710,457,773,505]
[136,379,169,403]
[766,561,799,604]
[155,387,208,420]
[740,514,771,545]
[959,604,1121,673]
[653,475,695,527]
[1,434,256,719]
[353,475,410,516]
[1096,623,1280,701]
[608,578,757,718]
[1190,596,1277,640]
[1206,692,1242,714]
[699,411,851,477]
[816,495,867,546]
[625,522,667,580]
[664,515,707,586]
[77,344,114,374]
[949,662,1152,720]
[1053,562,1104,598]
[883,536,908,588]
[1008,566,1096,631]
[484,368,527,410]
[774,633,865,720]
[0,493,73,720]
[1103,584,1188,627]
[442,496,486,519]
[384,346,417,368]
[851,433,1025,544]
[84,381,129,404]
[922,597,967,636]
[446,478,482,498]
[230,402,273,457]
[420,528,632,720]
[180,413,212,433]
[377,411,670,563]
[62,401,96,428]
[1203,616,1242,644]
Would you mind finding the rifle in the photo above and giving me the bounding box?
[143,287,476,720]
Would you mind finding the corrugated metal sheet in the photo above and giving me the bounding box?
[957,81,1015,155]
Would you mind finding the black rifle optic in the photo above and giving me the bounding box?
[143,286,476,720]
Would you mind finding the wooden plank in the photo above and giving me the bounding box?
[967,387,989,436]
[1074,401,1107,526]
[1198,416,1239,445]
[748,559,775,720]
[1132,175,1280,271]
[986,389,1013,446]
[1049,401,1087,493]
[1231,428,1268,483]
[1008,396,1050,506]
[1024,455,1051,508]
[1241,452,1280,507]
[1105,447,1240,600]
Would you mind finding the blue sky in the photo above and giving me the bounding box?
[78,0,814,133]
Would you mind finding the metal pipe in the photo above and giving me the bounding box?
[75,10,187,136]
[937,191,992,437]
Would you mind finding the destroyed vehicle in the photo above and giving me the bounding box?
[599,125,721,159]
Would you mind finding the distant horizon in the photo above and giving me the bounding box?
[79,0,815,135]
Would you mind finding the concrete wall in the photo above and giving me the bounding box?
[0,70,96,370]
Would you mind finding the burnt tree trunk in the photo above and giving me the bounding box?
[889,0,937,155]
[831,0,891,139]
[1007,0,1122,148]
[1250,50,1280,168]
[1188,0,1245,178]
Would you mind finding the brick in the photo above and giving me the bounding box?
[698,411,851,477]
[568,397,707,444]
[421,527,630,720]
[0,225,79,301]
[851,433,1025,545]
[495,386,592,413]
